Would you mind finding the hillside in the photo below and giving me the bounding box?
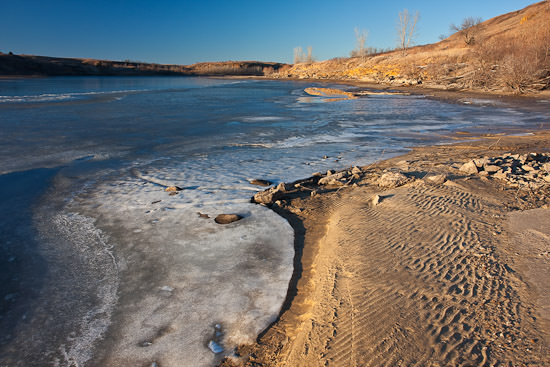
[0,54,286,77]
[275,1,550,94]
[1,2,548,94]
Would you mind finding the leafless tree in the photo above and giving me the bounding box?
[293,46,305,64]
[306,46,314,63]
[294,46,314,64]
[397,9,419,51]
[351,28,369,57]
[450,17,483,45]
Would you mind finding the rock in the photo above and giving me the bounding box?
[484,164,501,173]
[160,285,174,292]
[249,179,273,187]
[377,172,409,188]
[473,157,488,168]
[276,182,291,192]
[253,187,285,204]
[151,362,159,367]
[165,186,182,192]
[543,175,550,183]
[351,166,362,174]
[370,194,380,206]
[208,340,224,354]
[327,170,335,176]
[312,172,322,177]
[522,165,535,172]
[459,160,479,175]
[214,214,243,224]
[197,212,210,219]
[425,174,447,185]
[319,171,348,185]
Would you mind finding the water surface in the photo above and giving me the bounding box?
[0,76,548,366]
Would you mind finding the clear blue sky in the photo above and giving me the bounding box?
[0,0,539,65]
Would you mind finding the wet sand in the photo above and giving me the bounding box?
[226,130,550,366]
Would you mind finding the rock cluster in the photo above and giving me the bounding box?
[251,165,417,206]
[459,152,550,188]
[252,182,291,205]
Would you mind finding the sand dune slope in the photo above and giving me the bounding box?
[275,179,545,366]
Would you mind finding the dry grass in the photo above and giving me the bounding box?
[281,1,550,94]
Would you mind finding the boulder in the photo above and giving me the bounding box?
[493,171,508,180]
[425,174,447,185]
[249,179,273,187]
[165,186,183,192]
[214,214,243,224]
[319,171,348,185]
[351,166,363,175]
[473,157,488,168]
[484,164,501,173]
[377,172,409,188]
[252,185,287,204]
[459,160,478,175]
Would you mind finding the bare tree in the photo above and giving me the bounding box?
[293,46,305,64]
[350,28,369,57]
[294,46,314,64]
[306,46,314,63]
[397,9,419,51]
[450,17,483,45]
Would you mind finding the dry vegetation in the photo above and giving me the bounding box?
[277,1,550,94]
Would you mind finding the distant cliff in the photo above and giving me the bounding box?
[0,54,288,77]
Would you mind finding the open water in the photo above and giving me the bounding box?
[0,76,548,366]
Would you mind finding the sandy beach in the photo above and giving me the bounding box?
[223,129,550,366]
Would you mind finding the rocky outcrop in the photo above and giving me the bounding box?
[459,152,550,188]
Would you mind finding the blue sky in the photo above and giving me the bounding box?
[0,0,539,65]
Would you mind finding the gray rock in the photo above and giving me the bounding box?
[214,214,243,224]
[459,160,478,175]
[208,340,224,354]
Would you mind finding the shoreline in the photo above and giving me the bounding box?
[227,129,550,366]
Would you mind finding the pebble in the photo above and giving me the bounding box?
[160,285,174,292]
[208,340,224,354]
[214,214,243,224]
[165,186,182,192]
